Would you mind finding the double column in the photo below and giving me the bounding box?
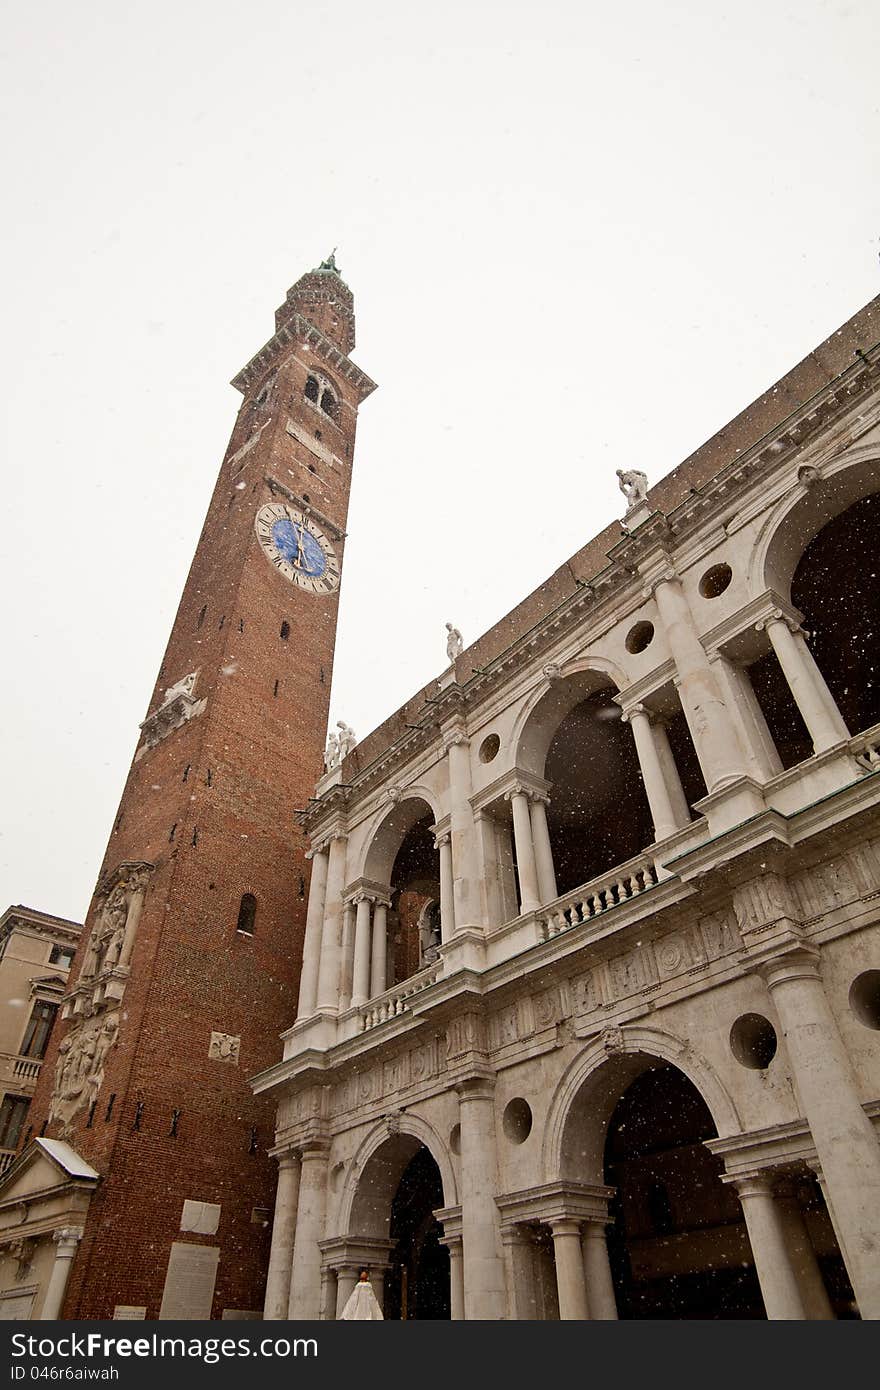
[729,1172,833,1320]
[506,783,557,915]
[757,947,880,1317]
[550,1217,618,1320]
[620,704,690,843]
[756,609,849,754]
[349,892,390,1007]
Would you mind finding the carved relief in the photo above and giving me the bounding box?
[81,862,152,983]
[568,912,739,1023]
[48,1013,119,1133]
[446,1013,486,1060]
[733,874,798,937]
[138,672,206,753]
[208,1032,241,1065]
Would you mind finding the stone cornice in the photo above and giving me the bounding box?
[264,476,347,542]
[231,313,377,402]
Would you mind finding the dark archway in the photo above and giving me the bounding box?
[748,492,880,768]
[603,1064,762,1319]
[388,813,440,985]
[383,1147,450,1320]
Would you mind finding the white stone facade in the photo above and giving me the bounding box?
[255,323,880,1319]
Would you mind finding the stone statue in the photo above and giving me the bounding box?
[445,623,463,663]
[324,729,340,771]
[616,468,649,512]
[419,903,442,966]
[337,721,357,758]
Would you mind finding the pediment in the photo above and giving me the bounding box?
[0,1139,98,1208]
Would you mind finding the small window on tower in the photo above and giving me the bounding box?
[304,375,319,403]
[320,390,338,422]
[280,621,290,641]
[236,894,257,936]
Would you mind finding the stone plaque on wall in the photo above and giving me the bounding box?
[158,1242,220,1320]
[113,1306,147,1320]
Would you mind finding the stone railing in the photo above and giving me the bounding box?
[359,962,442,1032]
[851,723,880,772]
[538,851,661,942]
[12,1057,42,1082]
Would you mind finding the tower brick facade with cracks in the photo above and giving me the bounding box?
[24,264,375,1318]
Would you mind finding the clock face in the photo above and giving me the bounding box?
[254,502,340,594]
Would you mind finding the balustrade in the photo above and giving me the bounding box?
[539,851,660,941]
[359,961,441,1031]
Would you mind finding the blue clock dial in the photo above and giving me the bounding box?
[271,517,327,577]
[254,501,340,594]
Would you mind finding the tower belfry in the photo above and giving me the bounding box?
[19,265,376,1319]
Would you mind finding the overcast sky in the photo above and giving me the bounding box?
[1,1,878,922]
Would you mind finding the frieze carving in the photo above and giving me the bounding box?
[792,855,858,919]
[48,1013,119,1134]
[332,1038,441,1118]
[446,1012,486,1060]
[733,874,799,937]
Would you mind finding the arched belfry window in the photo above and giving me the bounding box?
[236,893,257,936]
[304,371,340,422]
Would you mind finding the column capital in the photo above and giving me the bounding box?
[53,1227,84,1250]
[454,1073,495,1103]
[640,564,678,599]
[276,1150,301,1172]
[755,608,804,637]
[548,1217,583,1238]
[620,701,651,725]
[754,943,821,991]
[433,830,451,848]
[443,730,469,752]
[727,1172,775,1199]
[500,1222,536,1248]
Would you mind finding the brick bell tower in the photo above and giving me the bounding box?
[25,254,376,1319]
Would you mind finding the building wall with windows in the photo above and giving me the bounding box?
[0,908,81,1172]
[256,294,880,1321]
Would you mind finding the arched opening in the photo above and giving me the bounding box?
[235,893,256,936]
[347,1133,450,1320]
[384,1147,450,1320]
[363,797,440,988]
[750,475,880,767]
[602,1063,761,1318]
[517,673,704,900]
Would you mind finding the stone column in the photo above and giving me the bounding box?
[315,834,347,1012]
[501,1225,539,1320]
[263,1152,301,1319]
[370,900,388,997]
[581,1221,618,1319]
[338,900,355,1012]
[435,832,455,942]
[447,732,479,928]
[457,1078,506,1319]
[117,869,150,970]
[775,1181,834,1320]
[651,573,748,790]
[507,788,540,915]
[652,720,693,826]
[760,948,880,1317]
[297,845,329,1018]
[710,652,783,780]
[529,794,558,904]
[350,894,373,1008]
[732,1175,806,1319]
[40,1228,83,1320]
[550,1219,589,1320]
[319,1266,336,1320]
[622,704,682,842]
[335,1266,359,1319]
[759,613,849,754]
[288,1141,329,1319]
